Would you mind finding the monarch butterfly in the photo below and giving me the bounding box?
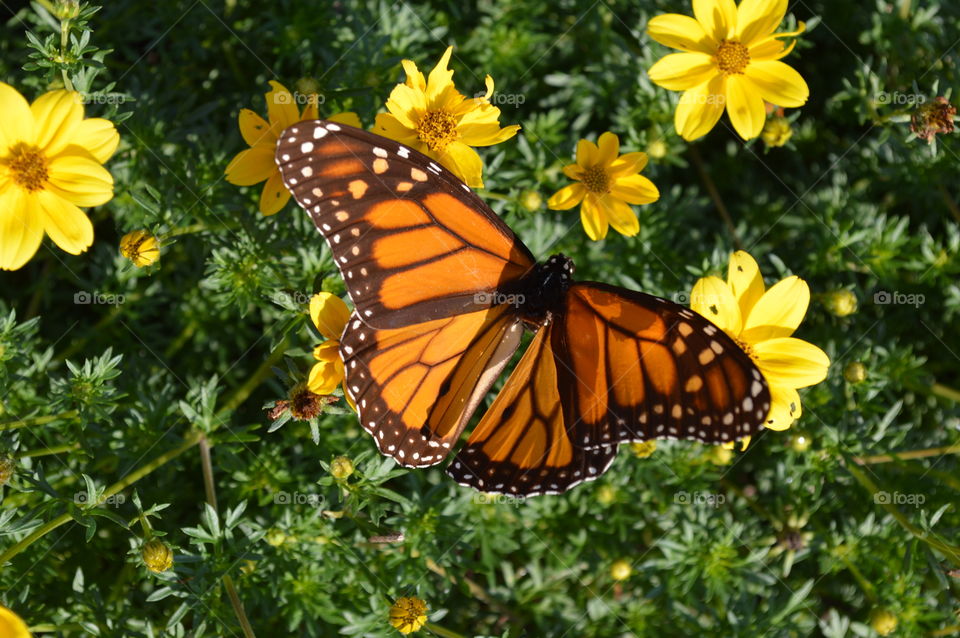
[276,120,771,496]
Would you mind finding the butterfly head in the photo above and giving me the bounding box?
[510,254,575,327]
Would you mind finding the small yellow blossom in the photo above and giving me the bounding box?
[373,47,520,188]
[761,116,793,147]
[225,81,361,215]
[389,596,428,634]
[119,230,160,267]
[0,605,31,638]
[691,251,830,431]
[0,83,119,270]
[869,608,898,636]
[789,433,811,452]
[646,138,668,159]
[844,362,867,384]
[596,485,617,505]
[308,293,355,411]
[330,455,354,480]
[610,559,632,581]
[647,0,808,140]
[547,132,660,241]
[631,440,657,458]
[141,539,174,573]
[519,189,542,211]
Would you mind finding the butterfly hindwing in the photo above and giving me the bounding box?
[276,120,536,329]
[552,282,771,447]
[447,325,619,496]
[340,307,523,467]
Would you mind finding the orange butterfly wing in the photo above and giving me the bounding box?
[552,282,771,446]
[340,306,523,467]
[447,325,618,496]
[275,120,536,329]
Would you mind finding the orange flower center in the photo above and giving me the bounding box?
[5,142,49,192]
[716,40,750,75]
[735,337,758,363]
[416,110,460,153]
[581,165,610,194]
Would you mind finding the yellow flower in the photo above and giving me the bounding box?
[0,605,31,638]
[631,440,657,458]
[0,83,119,270]
[389,596,428,634]
[119,230,160,267]
[308,292,355,410]
[647,0,808,141]
[373,46,520,188]
[869,609,898,636]
[824,289,857,317]
[761,116,793,147]
[691,251,829,431]
[610,559,632,581]
[141,539,174,573]
[225,81,361,215]
[547,132,660,241]
[330,455,354,479]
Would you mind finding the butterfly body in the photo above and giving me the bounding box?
[276,120,772,496]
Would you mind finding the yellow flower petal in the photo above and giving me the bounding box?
[310,292,351,340]
[225,146,276,186]
[547,183,586,210]
[596,132,620,167]
[438,141,484,188]
[741,276,809,341]
[691,275,742,335]
[385,83,428,131]
[313,339,341,363]
[580,195,608,241]
[745,60,809,108]
[647,13,715,54]
[693,0,737,42]
[327,112,362,129]
[0,605,32,638]
[0,82,34,150]
[308,360,343,395]
[675,75,727,141]
[31,90,84,157]
[36,189,94,255]
[401,59,426,93]
[576,138,599,168]
[426,46,456,107]
[459,120,520,147]
[259,171,291,216]
[373,112,420,145]
[764,383,801,430]
[608,152,648,177]
[46,153,115,207]
[600,196,639,237]
[69,117,120,163]
[610,174,659,205]
[648,52,718,91]
[0,188,43,271]
[238,108,274,147]
[736,0,788,44]
[265,81,299,131]
[726,250,765,319]
[753,337,830,388]
[561,163,584,180]
[725,74,766,140]
[300,96,320,121]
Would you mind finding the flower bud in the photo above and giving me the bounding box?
[330,455,354,479]
[869,608,897,636]
[54,0,80,19]
[844,362,867,384]
[610,559,632,581]
[0,455,14,487]
[824,290,857,317]
[596,485,617,505]
[646,139,668,159]
[761,117,793,148]
[789,433,811,453]
[141,539,173,573]
[519,189,542,212]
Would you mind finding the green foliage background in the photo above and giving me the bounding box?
[2,0,960,636]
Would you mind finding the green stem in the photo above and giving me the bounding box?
[59,15,74,92]
[846,461,960,566]
[16,443,80,459]
[216,336,290,415]
[835,550,878,603]
[854,444,960,465]
[0,433,200,566]
[688,144,743,250]
[931,382,960,403]
[0,410,79,432]
[198,435,255,638]
[425,623,468,638]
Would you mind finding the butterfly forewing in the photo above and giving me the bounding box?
[275,120,536,329]
[552,282,771,446]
